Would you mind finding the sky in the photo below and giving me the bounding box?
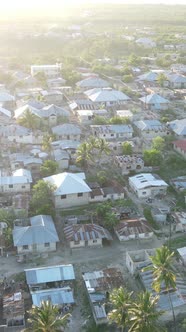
[0,0,185,18]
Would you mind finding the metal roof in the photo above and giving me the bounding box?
[31,287,74,306]
[25,264,75,284]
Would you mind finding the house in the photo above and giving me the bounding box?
[139,94,169,111]
[173,140,186,159]
[151,207,169,224]
[11,155,43,178]
[136,37,156,48]
[0,124,43,144]
[85,88,130,107]
[31,64,62,78]
[64,223,112,248]
[126,249,156,275]
[76,77,110,90]
[138,71,158,82]
[0,92,15,110]
[168,119,186,138]
[145,87,174,100]
[134,120,168,138]
[52,140,81,157]
[167,73,186,89]
[114,218,153,242]
[47,77,66,88]
[90,124,133,140]
[69,99,96,111]
[76,110,94,124]
[53,149,70,169]
[40,90,63,105]
[43,172,91,208]
[171,212,186,233]
[0,106,12,124]
[41,104,70,123]
[12,168,32,183]
[114,155,144,175]
[129,173,168,198]
[82,268,124,325]
[0,172,31,193]
[3,291,25,328]
[52,124,81,141]
[88,181,125,202]
[25,264,75,307]
[170,176,186,192]
[13,215,59,254]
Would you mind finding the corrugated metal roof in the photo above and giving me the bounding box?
[31,287,74,306]
[25,264,75,285]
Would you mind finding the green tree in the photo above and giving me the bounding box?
[122,142,133,155]
[29,180,55,217]
[149,246,177,332]
[93,116,108,125]
[152,137,165,151]
[76,142,92,169]
[128,54,141,66]
[96,138,111,159]
[128,291,165,332]
[122,74,133,83]
[143,149,162,166]
[24,300,70,332]
[40,160,58,177]
[157,73,167,87]
[42,134,56,156]
[17,110,38,130]
[108,287,132,332]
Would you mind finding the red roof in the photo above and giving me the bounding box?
[173,140,186,152]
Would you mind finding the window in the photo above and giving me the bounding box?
[22,186,25,189]
[142,191,147,195]
[61,195,67,199]
[93,240,97,243]
[77,193,83,197]
[74,241,80,245]
[44,242,50,247]
[9,184,13,188]
[23,245,28,250]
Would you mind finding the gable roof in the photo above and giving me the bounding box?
[12,168,32,183]
[138,71,158,82]
[134,119,164,131]
[43,172,91,195]
[14,104,40,119]
[168,118,186,136]
[139,93,169,104]
[42,104,70,117]
[25,264,75,284]
[64,224,112,242]
[129,173,168,190]
[114,218,152,236]
[173,140,186,152]
[76,77,110,88]
[13,215,59,246]
[31,287,74,306]
[52,124,81,136]
[85,88,130,102]
[0,106,11,118]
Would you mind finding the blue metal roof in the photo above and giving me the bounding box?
[32,287,75,306]
[25,264,75,284]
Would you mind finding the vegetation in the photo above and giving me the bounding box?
[40,160,58,177]
[29,180,56,217]
[143,208,160,230]
[152,137,165,152]
[143,149,162,166]
[17,109,39,130]
[24,300,70,332]
[122,142,133,155]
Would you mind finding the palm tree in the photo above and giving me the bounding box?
[23,300,70,332]
[76,142,92,169]
[42,134,56,157]
[128,291,165,332]
[18,109,38,130]
[149,246,177,332]
[108,287,132,332]
[96,138,111,159]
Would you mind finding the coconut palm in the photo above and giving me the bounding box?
[23,300,70,332]
[108,287,132,332]
[128,291,165,332]
[149,246,177,332]
[42,134,56,156]
[18,109,38,130]
[76,141,92,169]
[96,138,111,158]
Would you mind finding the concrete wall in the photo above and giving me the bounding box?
[17,242,57,254]
[54,192,90,208]
[1,183,30,193]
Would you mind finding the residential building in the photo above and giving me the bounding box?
[82,268,124,325]
[53,149,70,169]
[136,37,156,48]
[170,176,186,192]
[43,172,91,208]
[25,264,75,307]
[173,140,186,159]
[116,110,133,121]
[134,120,169,138]
[0,92,15,110]
[64,224,112,248]
[151,207,169,224]
[0,171,31,193]
[139,94,169,111]
[91,124,133,140]
[114,218,153,242]
[0,106,11,124]
[13,215,59,254]
[168,119,186,138]
[76,77,110,90]
[171,212,186,232]
[114,155,144,175]
[129,173,168,198]
[52,124,81,141]
[31,64,62,78]
[167,73,186,89]
[3,291,25,328]
[85,87,130,107]
[40,90,63,105]
[126,249,156,275]
[0,124,43,144]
